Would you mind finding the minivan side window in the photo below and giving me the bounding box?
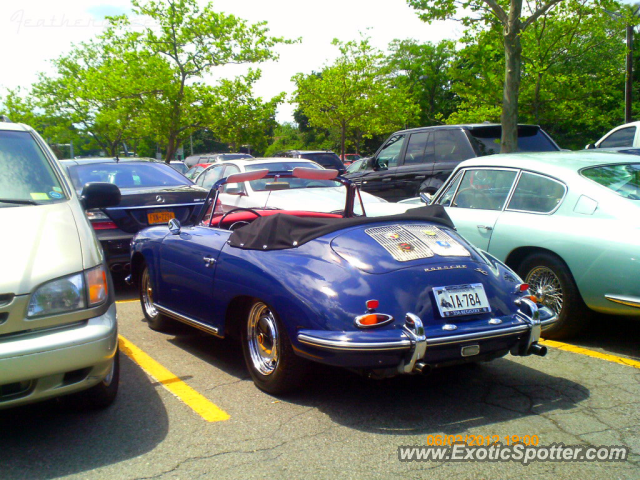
[403,131,433,165]
[599,127,636,148]
[376,134,406,169]
[434,130,475,163]
[507,172,566,213]
[451,169,518,210]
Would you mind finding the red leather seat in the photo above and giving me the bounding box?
[207,210,342,228]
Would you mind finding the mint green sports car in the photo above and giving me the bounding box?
[430,151,640,339]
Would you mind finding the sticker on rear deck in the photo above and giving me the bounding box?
[398,242,414,252]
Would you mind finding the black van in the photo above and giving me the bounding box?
[345,124,560,202]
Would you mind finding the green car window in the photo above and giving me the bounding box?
[581,163,640,200]
[507,172,566,213]
[452,169,517,210]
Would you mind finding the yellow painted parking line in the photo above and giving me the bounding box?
[541,339,640,370]
[116,299,139,304]
[118,335,230,422]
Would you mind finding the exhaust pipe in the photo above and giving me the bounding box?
[110,263,122,273]
[528,343,547,356]
[414,362,432,375]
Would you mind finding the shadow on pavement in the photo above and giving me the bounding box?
[0,354,169,479]
[559,314,640,361]
[167,330,589,436]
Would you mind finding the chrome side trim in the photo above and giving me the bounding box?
[109,202,204,211]
[540,314,558,329]
[297,334,412,351]
[154,303,221,337]
[605,294,640,309]
[427,325,529,346]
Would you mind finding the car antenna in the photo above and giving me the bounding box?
[263,174,277,209]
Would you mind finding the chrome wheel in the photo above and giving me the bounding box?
[247,302,279,376]
[526,266,563,315]
[141,268,158,317]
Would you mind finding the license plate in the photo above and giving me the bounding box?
[147,211,175,224]
[433,283,491,318]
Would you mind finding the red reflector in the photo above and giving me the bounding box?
[92,221,118,230]
[366,299,379,310]
[519,283,530,292]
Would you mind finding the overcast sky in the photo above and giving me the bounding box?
[0,0,461,123]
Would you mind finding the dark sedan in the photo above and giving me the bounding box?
[62,158,207,274]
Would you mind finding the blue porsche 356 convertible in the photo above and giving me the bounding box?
[128,167,556,393]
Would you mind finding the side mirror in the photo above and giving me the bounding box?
[168,218,181,235]
[224,186,244,195]
[81,182,121,210]
[585,144,595,150]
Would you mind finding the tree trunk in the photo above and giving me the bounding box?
[501,8,523,153]
[340,121,346,161]
[165,135,178,163]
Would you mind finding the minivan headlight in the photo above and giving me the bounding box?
[27,265,108,318]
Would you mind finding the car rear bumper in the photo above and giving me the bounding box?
[0,303,118,409]
[296,300,555,373]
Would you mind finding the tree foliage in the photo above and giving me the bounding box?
[293,37,419,157]
[386,39,459,127]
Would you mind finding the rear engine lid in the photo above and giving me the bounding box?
[330,223,483,274]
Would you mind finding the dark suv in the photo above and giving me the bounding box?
[345,124,560,201]
[275,150,346,174]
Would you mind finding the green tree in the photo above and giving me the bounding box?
[207,70,284,154]
[293,37,418,159]
[449,0,628,148]
[386,39,458,127]
[407,0,596,152]
[106,0,293,161]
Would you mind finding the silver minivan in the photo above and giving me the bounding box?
[0,122,121,409]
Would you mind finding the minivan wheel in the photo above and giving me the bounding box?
[140,265,174,332]
[66,349,120,410]
[518,252,590,339]
[241,301,308,395]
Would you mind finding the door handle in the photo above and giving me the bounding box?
[477,225,493,231]
[382,178,392,182]
[203,256,216,267]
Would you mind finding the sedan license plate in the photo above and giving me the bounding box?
[147,211,175,224]
[433,283,491,318]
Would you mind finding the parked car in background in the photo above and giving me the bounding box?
[184,152,254,168]
[430,151,640,339]
[61,158,207,274]
[185,162,210,180]
[192,158,418,217]
[345,124,560,202]
[129,167,553,394]
[586,121,640,150]
[0,122,120,409]
[169,160,188,175]
[346,157,368,174]
[275,150,346,174]
[341,153,361,166]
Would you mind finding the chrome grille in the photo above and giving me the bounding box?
[402,225,470,257]
[364,225,434,262]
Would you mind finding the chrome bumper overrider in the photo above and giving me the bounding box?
[298,299,550,374]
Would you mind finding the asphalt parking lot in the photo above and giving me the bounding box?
[2,280,640,479]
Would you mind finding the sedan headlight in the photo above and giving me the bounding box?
[27,265,109,318]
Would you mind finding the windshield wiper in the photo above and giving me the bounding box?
[0,198,39,205]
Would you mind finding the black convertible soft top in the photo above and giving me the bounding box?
[228,205,455,250]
